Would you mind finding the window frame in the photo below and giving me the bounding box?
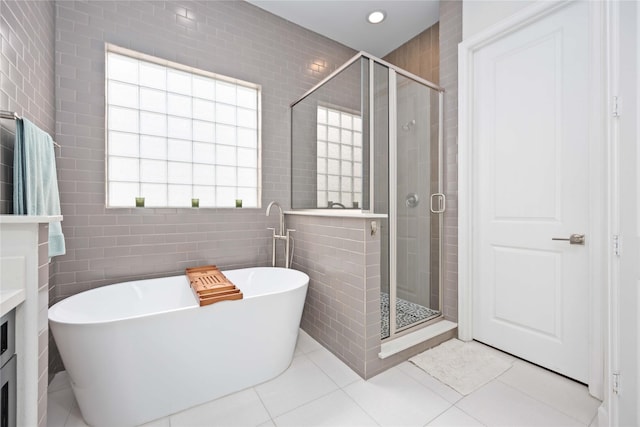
[104,43,262,209]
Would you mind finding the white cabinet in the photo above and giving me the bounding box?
[0,215,62,427]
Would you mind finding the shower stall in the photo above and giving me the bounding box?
[291,52,444,341]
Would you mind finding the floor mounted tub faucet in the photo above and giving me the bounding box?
[266,201,294,268]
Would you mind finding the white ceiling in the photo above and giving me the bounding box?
[245,1,440,58]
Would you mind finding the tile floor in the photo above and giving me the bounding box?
[48,330,602,427]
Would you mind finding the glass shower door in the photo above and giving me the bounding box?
[369,59,443,340]
[390,73,442,335]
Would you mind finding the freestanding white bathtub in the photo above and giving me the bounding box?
[49,267,309,427]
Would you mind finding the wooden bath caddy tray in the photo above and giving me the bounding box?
[185,265,243,307]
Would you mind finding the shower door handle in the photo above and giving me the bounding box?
[551,234,585,245]
[430,193,446,214]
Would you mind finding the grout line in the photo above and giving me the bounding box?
[493,361,601,424]
[337,387,383,427]
[249,387,273,427]
[486,380,594,426]
[268,387,340,425]
[60,403,73,427]
[46,387,74,427]
[305,347,360,390]
[399,362,463,404]
[394,362,461,405]
[366,364,459,426]
[421,405,455,427]
[446,405,488,427]
[254,352,339,423]
[48,335,595,427]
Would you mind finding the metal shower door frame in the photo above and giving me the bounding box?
[385,69,445,339]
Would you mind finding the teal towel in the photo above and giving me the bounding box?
[13,118,66,258]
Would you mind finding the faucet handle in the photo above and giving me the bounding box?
[267,227,276,235]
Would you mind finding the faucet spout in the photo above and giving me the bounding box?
[266,201,284,236]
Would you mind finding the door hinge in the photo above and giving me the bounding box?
[613,234,621,256]
[612,96,620,117]
[613,371,620,394]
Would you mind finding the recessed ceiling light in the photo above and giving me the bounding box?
[367,10,386,24]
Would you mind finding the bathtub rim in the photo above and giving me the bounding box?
[48,266,309,326]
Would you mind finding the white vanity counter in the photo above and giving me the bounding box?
[0,215,61,316]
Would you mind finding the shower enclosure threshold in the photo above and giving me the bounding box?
[378,319,457,359]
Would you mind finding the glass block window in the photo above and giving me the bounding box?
[106,45,261,208]
[316,106,362,208]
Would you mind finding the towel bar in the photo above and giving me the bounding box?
[0,110,61,148]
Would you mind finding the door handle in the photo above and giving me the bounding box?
[430,193,446,213]
[551,234,585,245]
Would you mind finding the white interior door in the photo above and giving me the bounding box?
[471,1,599,383]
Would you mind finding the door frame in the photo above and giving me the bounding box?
[608,0,639,425]
[458,0,608,399]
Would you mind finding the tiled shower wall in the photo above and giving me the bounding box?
[287,1,462,378]
[288,213,455,379]
[377,11,462,321]
[383,22,440,83]
[383,23,441,312]
[1,2,56,425]
[288,1,462,378]
[50,1,355,372]
[287,214,377,377]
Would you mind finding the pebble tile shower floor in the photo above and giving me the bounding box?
[48,330,601,427]
[380,292,441,337]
